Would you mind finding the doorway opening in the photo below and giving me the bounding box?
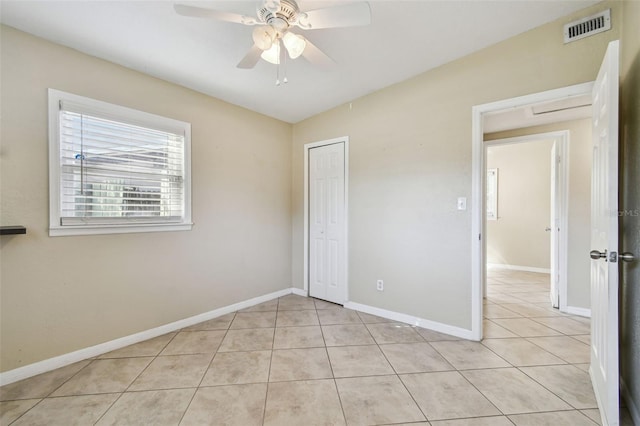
[470,82,594,341]
[484,132,569,312]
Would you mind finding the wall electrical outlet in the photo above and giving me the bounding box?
[376,280,384,291]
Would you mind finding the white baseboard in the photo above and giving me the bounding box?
[565,306,591,318]
[0,287,294,386]
[344,301,475,340]
[621,377,640,426]
[291,288,307,297]
[487,263,551,274]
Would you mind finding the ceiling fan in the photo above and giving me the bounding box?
[174,0,371,72]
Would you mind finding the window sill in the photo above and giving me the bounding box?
[49,223,193,237]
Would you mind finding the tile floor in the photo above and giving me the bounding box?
[0,269,634,425]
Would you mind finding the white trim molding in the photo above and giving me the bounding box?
[345,302,475,340]
[621,378,640,426]
[0,287,295,386]
[487,263,551,274]
[565,306,592,318]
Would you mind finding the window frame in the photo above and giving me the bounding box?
[48,89,192,236]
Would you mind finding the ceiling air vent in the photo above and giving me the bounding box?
[564,9,611,44]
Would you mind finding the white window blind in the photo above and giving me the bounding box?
[49,89,192,236]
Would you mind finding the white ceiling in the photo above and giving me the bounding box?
[0,0,599,123]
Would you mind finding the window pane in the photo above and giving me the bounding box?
[59,110,184,221]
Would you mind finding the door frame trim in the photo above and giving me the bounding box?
[470,82,593,340]
[484,131,570,313]
[303,136,350,304]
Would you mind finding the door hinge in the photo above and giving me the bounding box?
[479,234,482,241]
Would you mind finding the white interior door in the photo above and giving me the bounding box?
[590,40,620,426]
[309,143,346,304]
[550,142,560,308]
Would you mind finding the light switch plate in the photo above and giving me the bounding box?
[457,197,467,210]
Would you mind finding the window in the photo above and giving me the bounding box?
[48,89,192,236]
[486,168,498,221]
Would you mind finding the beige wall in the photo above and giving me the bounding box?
[291,2,620,328]
[619,0,640,416]
[486,119,593,309]
[0,26,293,372]
[486,140,554,270]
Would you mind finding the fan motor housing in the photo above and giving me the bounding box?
[257,0,299,31]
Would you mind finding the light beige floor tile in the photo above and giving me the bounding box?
[431,417,514,426]
[239,300,279,312]
[52,358,152,396]
[230,312,277,329]
[509,410,598,425]
[218,328,275,352]
[573,334,591,344]
[430,341,510,370]
[128,354,211,391]
[574,363,590,372]
[366,323,424,344]
[0,399,41,424]
[322,324,375,346]
[481,338,565,366]
[96,388,195,425]
[273,326,325,349]
[492,318,564,337]
[160,330,225,355]
[0,361,91,401]
[181,384,267,426]
[483,320,518,338]
[314,299,343,310]
[581,409,602,425]
[336,375,426,425]
[11,394,118,426]
[327,345,394,377]
[486,294,526,304]
[462,368,572,414]
[532,316,591,335]
[269,348,332,382]
[275,310,319,327]
[400,371,500,421]
[571,315,592,325]
[182,313,235,331]
[499,303,563,318]
[380,343,453,373]
[356,311,394,323]
[416,328,460,342]
[263,380,345,426]
[317,309,363,325]
[99,333,176,358]
[201,350,271,386]
[483,305,523,319]
[277,295,316,311]
[526,336,590,363]
[520,365,597,409]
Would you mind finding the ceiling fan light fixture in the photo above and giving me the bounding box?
[261,42,280,64]
[283,32,306,59]
[252,26,275,50]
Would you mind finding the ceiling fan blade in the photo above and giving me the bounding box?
[174,4,258,25]
[297,2,371,30]
[300,37,336,70]
[237,44,263,69]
